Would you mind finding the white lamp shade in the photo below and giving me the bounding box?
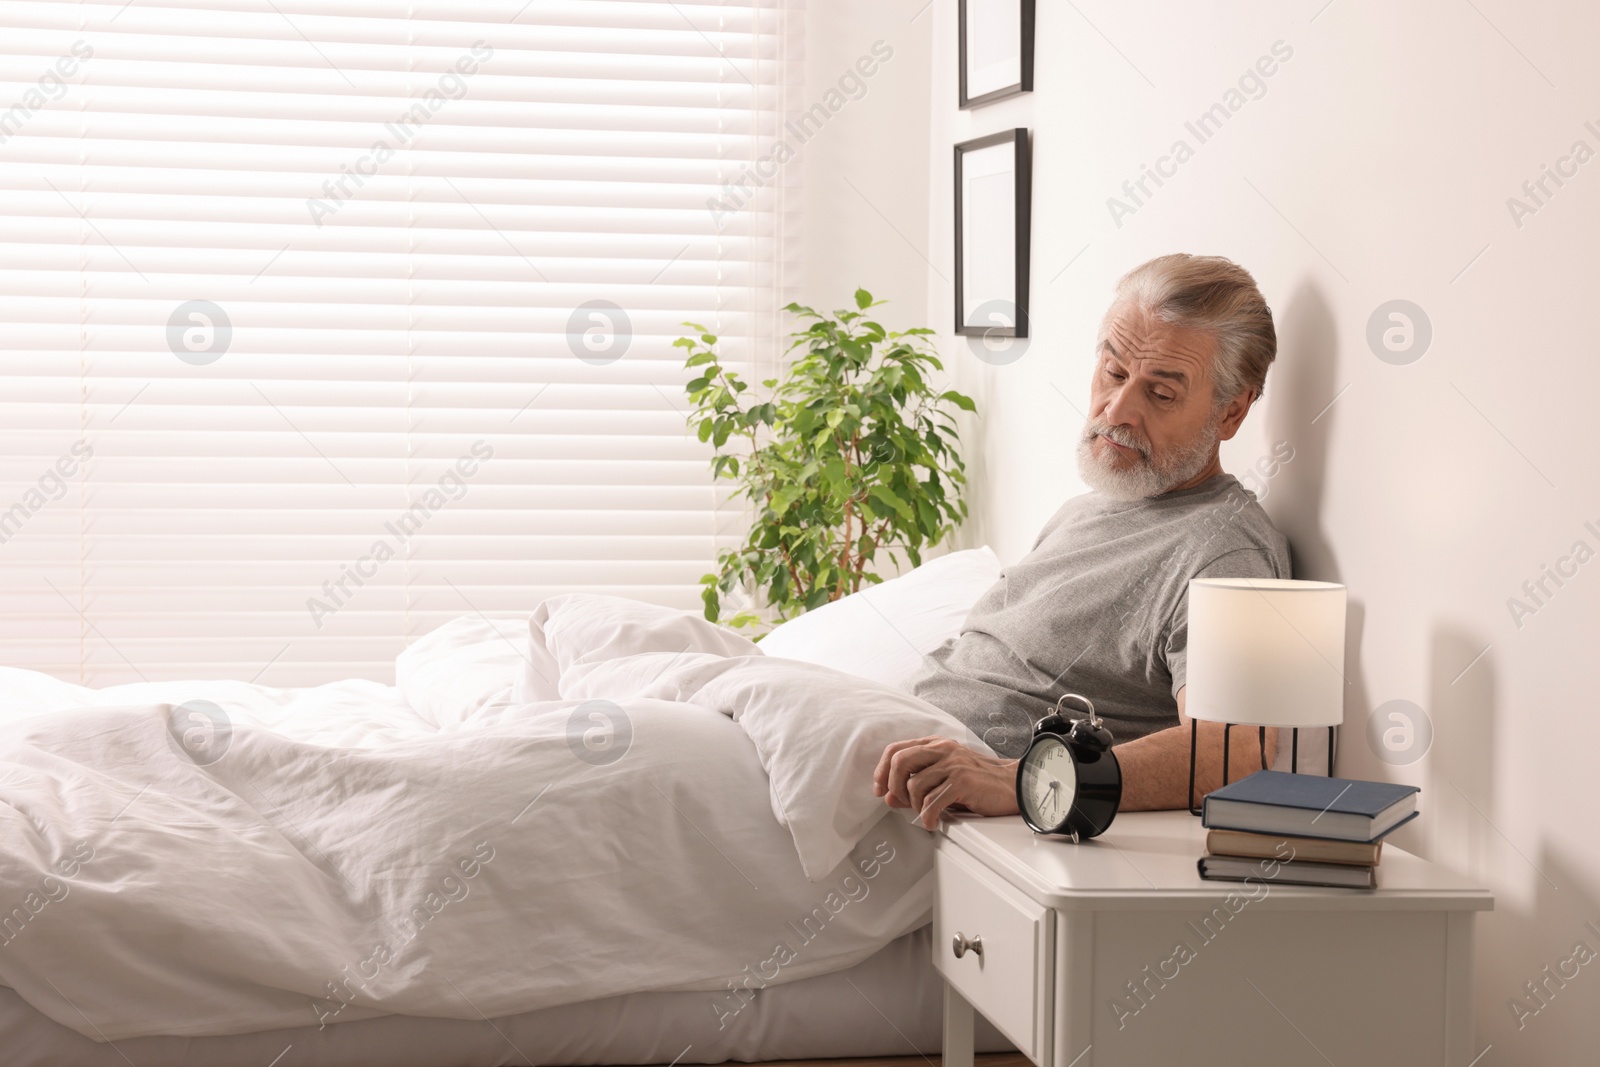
[1184,578,1347,728]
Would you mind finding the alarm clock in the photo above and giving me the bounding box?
[1015,693,1122,841]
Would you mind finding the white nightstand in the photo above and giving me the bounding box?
[934,811,1492,1067]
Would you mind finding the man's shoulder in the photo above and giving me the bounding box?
[1174,476,1291,575]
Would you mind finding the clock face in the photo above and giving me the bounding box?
[1020,735,1077,832]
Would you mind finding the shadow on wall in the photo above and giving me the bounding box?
[1423,624,1497,876]
[1263,279,1341,585]
[1260,281,1344,775]
[1475,843,1600,1059]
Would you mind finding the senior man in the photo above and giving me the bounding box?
[875,253,1292,827]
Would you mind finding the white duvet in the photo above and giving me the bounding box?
[0,595,989,1042]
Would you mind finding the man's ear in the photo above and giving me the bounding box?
[1215,389,1255,442]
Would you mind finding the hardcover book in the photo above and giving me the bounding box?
[1198,854,1376,890]
[1205,828,1382,867]
[1201,771,1418,843]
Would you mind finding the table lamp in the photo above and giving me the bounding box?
[1184,577,1347,815]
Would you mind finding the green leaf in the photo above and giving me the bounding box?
[679,289,971,625]
[869,484,913,520]
[939,390,977,413]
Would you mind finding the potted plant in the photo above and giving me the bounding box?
[678,289,976,629]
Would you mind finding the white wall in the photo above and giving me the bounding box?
[800,1,933,323]
[805,0,1600,1059]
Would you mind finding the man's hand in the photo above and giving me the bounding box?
[873,737,1020,830]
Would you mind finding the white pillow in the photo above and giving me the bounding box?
[516,593,761,705]
[396,615,526,729]
[757,546,1002,689]
[533,592,760,672]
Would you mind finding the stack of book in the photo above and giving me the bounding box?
[1198,770,1420,889]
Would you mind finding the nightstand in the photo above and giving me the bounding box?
[935,811,1492,1067]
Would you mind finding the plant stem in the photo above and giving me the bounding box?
[855,521,889,592]
[838,428,860,600]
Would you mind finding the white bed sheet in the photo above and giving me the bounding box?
[0,599,980,1040]
[0,925,1014,1066]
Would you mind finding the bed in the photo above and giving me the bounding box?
[0,924,1013,1066]
[0,552,1016,1065]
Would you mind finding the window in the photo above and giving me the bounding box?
[0,1,801,685]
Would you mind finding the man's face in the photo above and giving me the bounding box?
[1077,304,1247,499]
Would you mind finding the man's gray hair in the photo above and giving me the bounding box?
[1109,254,1277,405]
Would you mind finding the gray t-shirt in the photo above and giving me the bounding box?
[907,474,1291,758]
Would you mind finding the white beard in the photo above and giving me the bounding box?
[1075,414,1221,501]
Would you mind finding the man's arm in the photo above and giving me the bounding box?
[1114,687,1276,810]
[875,687,1275,826]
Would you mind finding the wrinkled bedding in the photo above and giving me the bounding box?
[0,595,989,1042]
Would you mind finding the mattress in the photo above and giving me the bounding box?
[0,925,1013,1066]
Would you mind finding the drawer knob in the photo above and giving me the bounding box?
[951,932,983,959]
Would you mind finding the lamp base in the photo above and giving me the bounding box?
[1189,723,1329,817]
[1187,719,1240,816]
[1188,717,1201,816]
[1288,726,1337,777]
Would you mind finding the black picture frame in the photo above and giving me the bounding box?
[954,128,1031,339]
[958,0,1035,109]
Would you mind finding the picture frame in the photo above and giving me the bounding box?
[958,0,1035,109]
[954,128,1031,339]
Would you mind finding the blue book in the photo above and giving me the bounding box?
[1202,771,1419,843]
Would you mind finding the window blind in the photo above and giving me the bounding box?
[0,0,802,685]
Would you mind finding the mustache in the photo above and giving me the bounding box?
[1080,418,1151,460]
